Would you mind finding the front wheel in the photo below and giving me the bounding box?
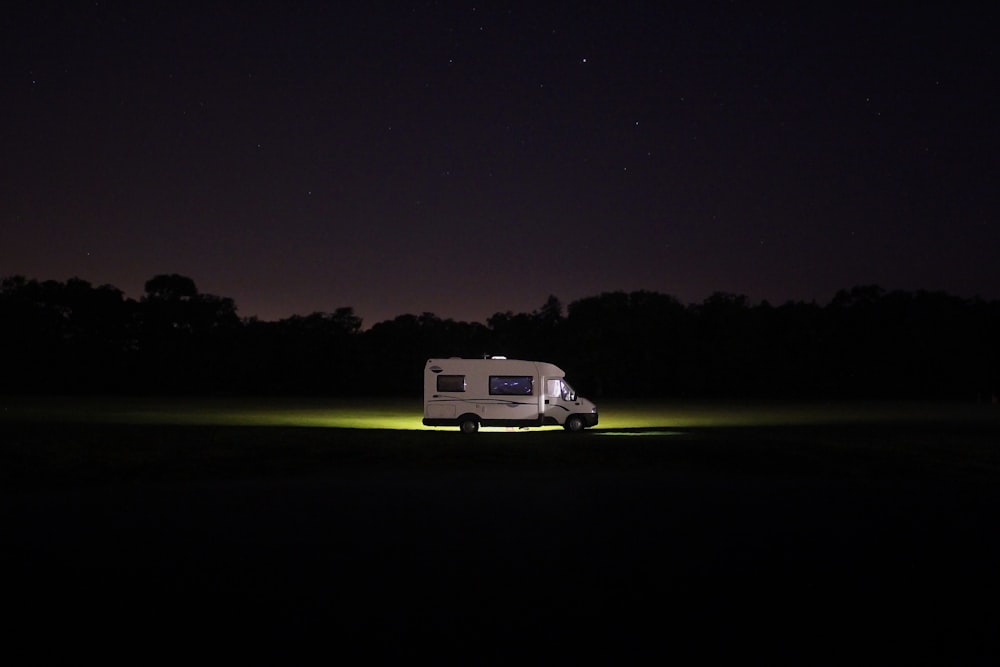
[564,415,586,433]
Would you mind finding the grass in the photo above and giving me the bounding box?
[3,395,1000,663]
[3,394,998,429]
[2,395,1000,487]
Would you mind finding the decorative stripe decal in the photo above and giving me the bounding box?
[428,398,535,407]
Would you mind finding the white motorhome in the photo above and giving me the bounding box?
[422,357,599,432]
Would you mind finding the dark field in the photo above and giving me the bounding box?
[3,400,1000,664]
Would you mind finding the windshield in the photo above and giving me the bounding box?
[560,380,576,402]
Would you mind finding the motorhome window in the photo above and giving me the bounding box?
[490,375,533,396]
[437,375,466,392]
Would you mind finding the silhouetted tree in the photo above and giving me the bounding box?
[0,276,138,392]
[690,292,759,395]
[136,274,240,393]
[483,296,573,367]
[144,274,198,301]
[4,273,999,399]
[764,300,828,396]
[245,308,363,394]
[562,290,689,397]
[361,312,492,395]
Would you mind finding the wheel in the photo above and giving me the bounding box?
[564,415,586,433]
[459,417,479,433]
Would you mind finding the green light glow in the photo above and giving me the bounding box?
[594,431,684,437]
[2,397,997,431]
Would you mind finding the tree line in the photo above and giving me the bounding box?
[2,274,998,400]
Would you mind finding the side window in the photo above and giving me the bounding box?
[437,375,466,392]
[490,375,533,396]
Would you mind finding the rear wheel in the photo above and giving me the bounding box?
[459,417,480,433]
[564,415,586,432]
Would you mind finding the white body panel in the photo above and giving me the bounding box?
[422,357,598,431]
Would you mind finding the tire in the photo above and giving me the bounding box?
[459,417,480,433]
[564,415,586,433]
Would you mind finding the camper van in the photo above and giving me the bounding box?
[423,357,598,432]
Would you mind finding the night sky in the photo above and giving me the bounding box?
[3,2,998,326]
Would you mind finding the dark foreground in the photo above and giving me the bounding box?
[4,420,1000,665]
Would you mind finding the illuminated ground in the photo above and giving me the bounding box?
[3,396,1000,664]
[3,395,998,430]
